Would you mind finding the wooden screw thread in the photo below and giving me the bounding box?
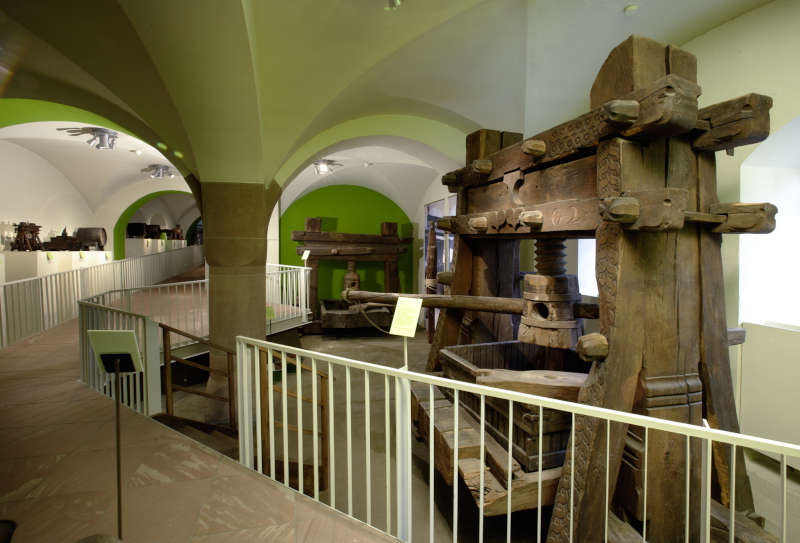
[535,238,567,276]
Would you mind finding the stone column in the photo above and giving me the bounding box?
[201,181,280,421]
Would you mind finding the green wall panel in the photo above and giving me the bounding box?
[0,98,131,134]
[280,185,413,302]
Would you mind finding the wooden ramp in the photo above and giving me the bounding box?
[411,381,561,516]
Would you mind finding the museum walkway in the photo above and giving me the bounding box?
[0,318,398,543]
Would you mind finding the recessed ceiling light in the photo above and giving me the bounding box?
[623,4,639,15]
[130,149,143,156]
[363,161,373,168]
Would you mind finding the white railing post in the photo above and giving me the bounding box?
[143,317,162,416]
[394,374,413,542]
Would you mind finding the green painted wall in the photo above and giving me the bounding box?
[0,98,131,134]
[280,185,413,302]
[113,190,187,259]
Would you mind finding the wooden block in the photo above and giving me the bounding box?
[521,139,547,157]
[472,159,493,174]
[693,94,772,152]
[726,327,746,346]
[520,210,544,227]
[709,202,777,234]
[380,222,398,237]
[477,370,586,402]
[466,129,502,163]
[602,197,640,223]
[623,188,688,231]
[459,458,562,516]
[436,271,454,285]
[590,35,680,108]
[304,217,322,232]
[501,131,523,149]
[468,216,489,231]
[576,333,609,362]
[602,99,640,124]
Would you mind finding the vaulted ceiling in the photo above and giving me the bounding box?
[0,0,772,205]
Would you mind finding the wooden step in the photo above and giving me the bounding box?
[458,456,561,516]
[412,385,563,515]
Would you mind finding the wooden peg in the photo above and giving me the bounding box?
[471,159,493,174]
[468,216,489,231]
[521,139,547,158]
[520,210,544,227]
[602,99,640,124]
[603,197,640,223]
[442,171,459,185]
[436,218,454,232]
[436,272,454,286]
[576,333,609,362]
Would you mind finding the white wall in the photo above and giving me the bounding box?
[682,0,800,326]
[0,140,95,241]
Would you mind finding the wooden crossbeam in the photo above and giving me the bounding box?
[443,75,700,191]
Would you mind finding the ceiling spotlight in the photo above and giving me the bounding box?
[363,161,374,168]
[141,164,176,179]
[385,0,402,11]
[130,149,143,156]
[57,126,118,149]
[313,159,343,175]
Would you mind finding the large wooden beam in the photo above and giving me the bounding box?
[697,151,756,515]
[443,74,700,192]
[342,289,525,314]
[291,230,411,245]
[693,93,772,152]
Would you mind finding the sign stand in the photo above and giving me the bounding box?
[388,297,423,543]
[88,330,144,541]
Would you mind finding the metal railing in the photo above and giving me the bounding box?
[83,279,209,344]
[236,335,800,543]
[0,245,204,348]
[78,300,161,415]
[75,261,311,418]
[162,322,236,427]
[265,263,311,333]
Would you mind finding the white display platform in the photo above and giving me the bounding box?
[72,250,110,269]
[1,250,110,283]
[125,238,164,258]
[164,240,187,251]
[125,238,186,258]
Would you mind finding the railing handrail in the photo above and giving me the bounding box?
[83,278,207,298]
[0,245,200,287]
[77,300,149,321]
[159,322,233,354]
[237,335,800,458]
[266,263,311,272]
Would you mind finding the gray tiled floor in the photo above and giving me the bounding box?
[0,320,398,542]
